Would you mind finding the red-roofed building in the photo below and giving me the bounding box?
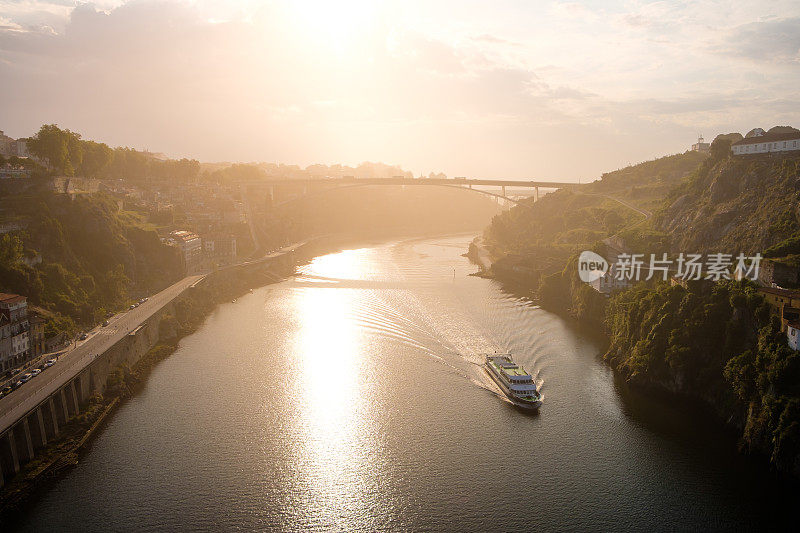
[732,131,800,156]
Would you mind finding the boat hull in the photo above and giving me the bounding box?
[484,363,542,410]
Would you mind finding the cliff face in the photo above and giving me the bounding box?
[606,154,800,477]
[656,156,800,255]
[0,191,182,327]
[479,150,800,477]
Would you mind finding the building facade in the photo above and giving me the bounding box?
[0,293,30,372]
[202,233,237,265]
[691,135,710,153]
[788,322,800,351]
[168,230,203,274]
[732,132,800,156]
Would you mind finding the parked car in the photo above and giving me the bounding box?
[103,320,110,326]
[31,368,41,376]
[19,373,32,383]
[12,381,22,389]
[44,359,56,368]
[0,385,11,396]
[130,304,136,309]
[79,333,88,341]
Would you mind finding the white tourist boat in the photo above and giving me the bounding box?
[484,354,542,410]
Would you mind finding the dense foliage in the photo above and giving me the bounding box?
[605,280,800,472]
[481,141,800,474]
[483,151,706,309]
[26,124,199,182]
[657,155,800,255]
[0,192,181,333]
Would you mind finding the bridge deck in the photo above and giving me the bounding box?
[259,177,577,188]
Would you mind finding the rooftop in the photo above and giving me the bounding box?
[0,293,26,305]
[758,287,800,298]
[732,131,800,146]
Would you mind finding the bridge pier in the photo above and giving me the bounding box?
[22,419,34,462]
[70,381,80,413]
[36,408,47,447]
[48,397,59,438]
[59,389,70,422]
[535,186,539,202]
[7,429,19,475]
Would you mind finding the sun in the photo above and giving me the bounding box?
[288,0,380,56]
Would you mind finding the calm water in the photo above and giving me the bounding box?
[10,235,799,531]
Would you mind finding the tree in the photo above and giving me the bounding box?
[27,124,69,171]
[79,141,114,177]
[27,124,84,175]
[0,234,23,264]
[710,137,732,162]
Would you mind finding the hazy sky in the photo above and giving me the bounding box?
[1,1,799,180]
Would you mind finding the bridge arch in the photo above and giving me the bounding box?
[267,182,529,209]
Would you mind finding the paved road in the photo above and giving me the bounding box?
[0,274,204,436]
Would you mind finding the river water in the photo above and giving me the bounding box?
[10,234,800,531]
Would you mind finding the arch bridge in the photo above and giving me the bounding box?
[258,177,577,206]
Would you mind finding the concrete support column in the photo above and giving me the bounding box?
[7,430,19,474]
[60,389,70,421]
[77,372,89,402]
[48,398,59,437]
[535,186,539,201]
[22,419,34,461]
[502,185,506,198]
[70,381,80,413]
[36,408,47,447]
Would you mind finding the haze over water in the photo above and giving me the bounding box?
[12,235,800,531]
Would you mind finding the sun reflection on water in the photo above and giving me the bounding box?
[288,249,383,527]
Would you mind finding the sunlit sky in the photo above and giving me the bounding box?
[1,1,799,180]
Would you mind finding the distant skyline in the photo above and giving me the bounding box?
[1,0,799,180]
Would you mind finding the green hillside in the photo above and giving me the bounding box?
[0,192,181,335]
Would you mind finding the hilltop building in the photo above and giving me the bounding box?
[0,131,29,158]
[732,131,800,156]
[0,293,30,372]
[691,135,709,153]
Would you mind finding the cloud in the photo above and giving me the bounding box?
[0,0,799,180]
[715,17,800,63]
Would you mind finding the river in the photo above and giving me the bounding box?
[10,234,800,531]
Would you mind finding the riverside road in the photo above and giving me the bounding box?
[0,239,310,437]
[0,274,204,437]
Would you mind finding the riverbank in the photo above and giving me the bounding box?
[0,228,488,522]
[468,237,800,479]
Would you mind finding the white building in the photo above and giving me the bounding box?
[732,131,800,156]
[168,230,203,274]
[691,135,709,153]
[788,322,800,351]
